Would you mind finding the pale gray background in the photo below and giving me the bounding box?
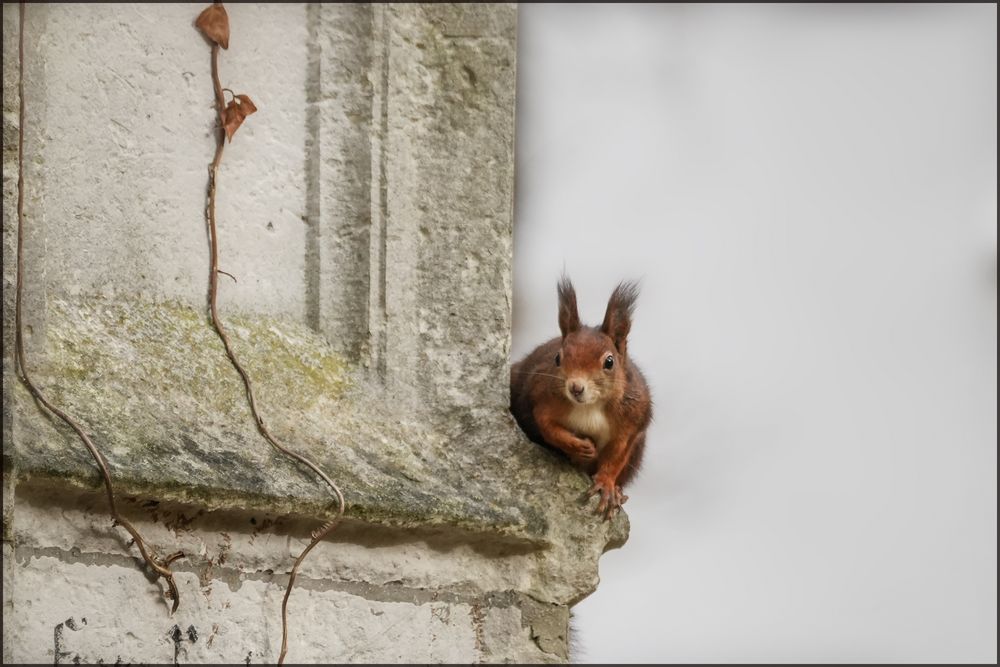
[512,4,997,663]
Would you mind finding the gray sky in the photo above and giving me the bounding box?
[512,4,997,662]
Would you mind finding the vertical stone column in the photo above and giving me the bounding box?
[368,5,518,416]
[310,4,376,360]
[306,4,517,419]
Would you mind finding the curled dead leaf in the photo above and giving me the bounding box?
[235,94,257,115]
[221,94,257,142]
[196,4,230,50]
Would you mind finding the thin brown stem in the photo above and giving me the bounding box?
[13,1,183,613]
[278,518,341,663]
[204,37,344,667]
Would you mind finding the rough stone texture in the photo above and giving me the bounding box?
[2,3,626,662]
[374,4,519,417]
[312,4,375,358]
[9,487,575,664]
[3,5,22,664]
[9,295,629,553]
[13,3,310,324]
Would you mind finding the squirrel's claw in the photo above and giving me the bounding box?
[585,477,625,521]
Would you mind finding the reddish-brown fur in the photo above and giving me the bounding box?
[510,277,653,519]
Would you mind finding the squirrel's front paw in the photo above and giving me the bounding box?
[585,475,625,521]
[568,438,597,466]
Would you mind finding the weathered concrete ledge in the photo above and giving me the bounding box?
[10,296,626,550]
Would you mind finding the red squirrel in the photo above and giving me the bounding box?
[510,277,652,520]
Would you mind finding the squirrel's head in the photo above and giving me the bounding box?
[554,276,639,406]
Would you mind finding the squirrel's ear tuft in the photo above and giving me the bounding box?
[601,281,639,355]
[557,275,581,337]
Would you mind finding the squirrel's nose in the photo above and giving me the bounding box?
[569,382,585,397]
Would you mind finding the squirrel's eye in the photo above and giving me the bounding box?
[554,353,561,367]
[603,355,614,370]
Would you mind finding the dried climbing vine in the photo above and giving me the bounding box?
[12,2,184,613]
[195,4,346,664]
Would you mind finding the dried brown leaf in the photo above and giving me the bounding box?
[221,94,257,142]
[235,94,257,115]
[196,4,230,50]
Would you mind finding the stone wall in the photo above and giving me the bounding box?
[2,3,626,663]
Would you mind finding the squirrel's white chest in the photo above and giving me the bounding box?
[564,403,612,449]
